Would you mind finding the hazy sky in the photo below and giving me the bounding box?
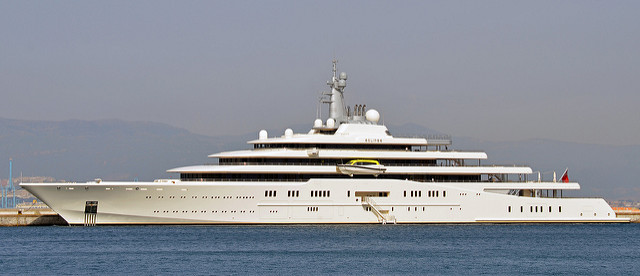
[2,1,639,145]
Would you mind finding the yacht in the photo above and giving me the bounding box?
[20,61,627,225]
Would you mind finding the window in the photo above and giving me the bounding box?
[521,206,523,212]
[559,206,562,212]
[404,191,407,197]
[347,191,350,197]
[508,206,511,212]
[443,191,446,197]
[549,206,552,212]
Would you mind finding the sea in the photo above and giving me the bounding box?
[1,224,639,275]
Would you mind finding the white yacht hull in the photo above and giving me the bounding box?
[21,179,627,225]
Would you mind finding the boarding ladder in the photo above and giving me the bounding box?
[362,197,396,224]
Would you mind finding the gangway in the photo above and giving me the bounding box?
[362,197,396,224]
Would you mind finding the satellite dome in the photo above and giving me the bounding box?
[365,109,380,123]
[284,128,293,138]
[259,130,268,140]
[326,118,335,128]
[314,119,322,128]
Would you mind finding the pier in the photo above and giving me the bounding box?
[612,207,640,223]
[0,208,67,226]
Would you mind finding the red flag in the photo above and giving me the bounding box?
[560,168,569,183]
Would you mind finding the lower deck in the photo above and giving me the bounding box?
[21,179,628,225]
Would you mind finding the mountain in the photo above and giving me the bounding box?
[1,118,637,200]
[0,118,228,181]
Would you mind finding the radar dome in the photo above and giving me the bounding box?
[326,118,335,128]
[365,109,380,123]
[339,72,347,80]
[259,130,268,140]
[284,128,293,138]
[313,119,322,128]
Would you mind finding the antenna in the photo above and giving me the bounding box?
[332,58,337,79]
[9,158,13,208]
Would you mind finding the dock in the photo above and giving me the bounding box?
[612,207,640,223]
[0,208,68,226]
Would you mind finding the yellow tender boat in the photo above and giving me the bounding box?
[336,159,387,177]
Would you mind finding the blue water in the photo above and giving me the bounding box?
[1,224,639,275]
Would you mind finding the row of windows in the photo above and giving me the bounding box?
[265,190,277,197]
[219,158,436,166]
[288,190,300,197]
[311,190,330,197]
[181,173,481,182]
[307,207,319,212]
[146,195,254,199]
[152,210,256,214]
[508,206,562,213]
[253,143,411,150]
[404,190,446,198]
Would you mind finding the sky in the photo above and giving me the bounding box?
[1,1,639,146]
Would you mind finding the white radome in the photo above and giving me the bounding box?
[365,109,380,123]
[314,119,323,128]
[259,130,268,140]
[326,118,335,128]
[284,128,293,138]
